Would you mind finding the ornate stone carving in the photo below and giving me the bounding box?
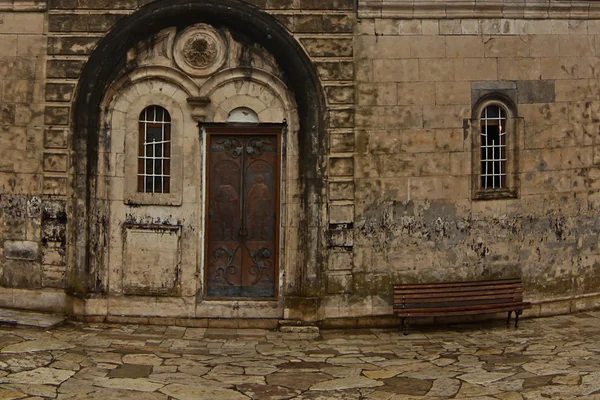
[174,24,226,77]
[183,35,218,68]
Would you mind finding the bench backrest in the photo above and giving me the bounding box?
[394,278,525,309]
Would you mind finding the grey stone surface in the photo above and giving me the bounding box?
[0,312,596,399]
[0,309,65,329]
[0,367,74,385]
[108,364,153,379]
[472,81,517,91]
[3,241,39,261]
[1,338,72,353]
[517,80,556,103]
[3,0,600,331]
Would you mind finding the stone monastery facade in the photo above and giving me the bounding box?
[0,0,599,327]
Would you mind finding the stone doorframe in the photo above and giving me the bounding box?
[71,0,327,321]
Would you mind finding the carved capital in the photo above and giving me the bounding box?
[187,96,212,122]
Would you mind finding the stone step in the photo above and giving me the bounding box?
[278,320,320,334]
[279,325,320,334]
[278,319,306,326]
[0,308,66,329]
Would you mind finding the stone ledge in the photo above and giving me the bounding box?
[0,0,46,11]
[0,307,65,328]
[321,291,600,329]
[70,315,281,329]
[359,0,599,19]
[2,288,598,327]
[0,287,67,313]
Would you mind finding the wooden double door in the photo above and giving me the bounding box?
[205,126,281,298]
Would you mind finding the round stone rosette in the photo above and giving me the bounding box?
[174,24,226,77]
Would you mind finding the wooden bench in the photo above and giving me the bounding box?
[393,278,532,334]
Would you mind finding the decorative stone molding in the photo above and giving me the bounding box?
[0,0,46,10]
[187,96,211,122]
[198,67,298,125]
[358,0,600,19]
[173,24,226,77]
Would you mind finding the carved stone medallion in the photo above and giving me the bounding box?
[183,34,217,68]
[174,24,226,77]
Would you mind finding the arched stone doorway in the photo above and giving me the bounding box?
[71,0,326,323]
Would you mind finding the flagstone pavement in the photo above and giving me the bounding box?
[0,311,599,400]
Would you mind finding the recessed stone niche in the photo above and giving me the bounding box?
[123,226,181,296]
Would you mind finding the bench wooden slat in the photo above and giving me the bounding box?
[395,293,523,304]
[395,285,522,294]
[394,293,523,304]
[393,301,530,313]
[395,279,521,289]
[395,288,522,299]
[396,296,523,304]
[395,297,527,306]
[394,289,523,298]
[395,283,522,294]
[396,299,524,308]
[394,303,532,318]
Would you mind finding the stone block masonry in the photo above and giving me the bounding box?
[349,7,600,321]
[0,2,51,292]
[43,0,359,300]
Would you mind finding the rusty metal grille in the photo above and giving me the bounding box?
[480,105,507,190]
[138,106,171,193]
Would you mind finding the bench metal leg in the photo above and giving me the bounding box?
[515,310,522,328]
[506,311,512,326]
[401,318,407,335]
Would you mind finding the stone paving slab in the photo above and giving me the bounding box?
[0,309,65,329]
[0,312,598,399]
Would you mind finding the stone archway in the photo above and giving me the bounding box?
[71,0,326,321]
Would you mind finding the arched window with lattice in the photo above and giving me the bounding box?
[472,96,520,200]
[138,105,171,194]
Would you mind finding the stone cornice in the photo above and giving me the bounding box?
[0,0,46,11]
[359,0,600,19]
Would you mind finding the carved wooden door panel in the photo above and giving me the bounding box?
[205,126,280,298]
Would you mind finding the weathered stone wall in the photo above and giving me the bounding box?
[345,15,600,321]
[0,3,63,300]
[0,0,357,318]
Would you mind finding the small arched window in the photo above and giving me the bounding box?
[472,97,519,200]
[480,104,507,190]
[138,106,171,193]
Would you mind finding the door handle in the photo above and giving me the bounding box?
[239,228,248,237]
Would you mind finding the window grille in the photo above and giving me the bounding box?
[138,106,171,193]
[480,105,506,190]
